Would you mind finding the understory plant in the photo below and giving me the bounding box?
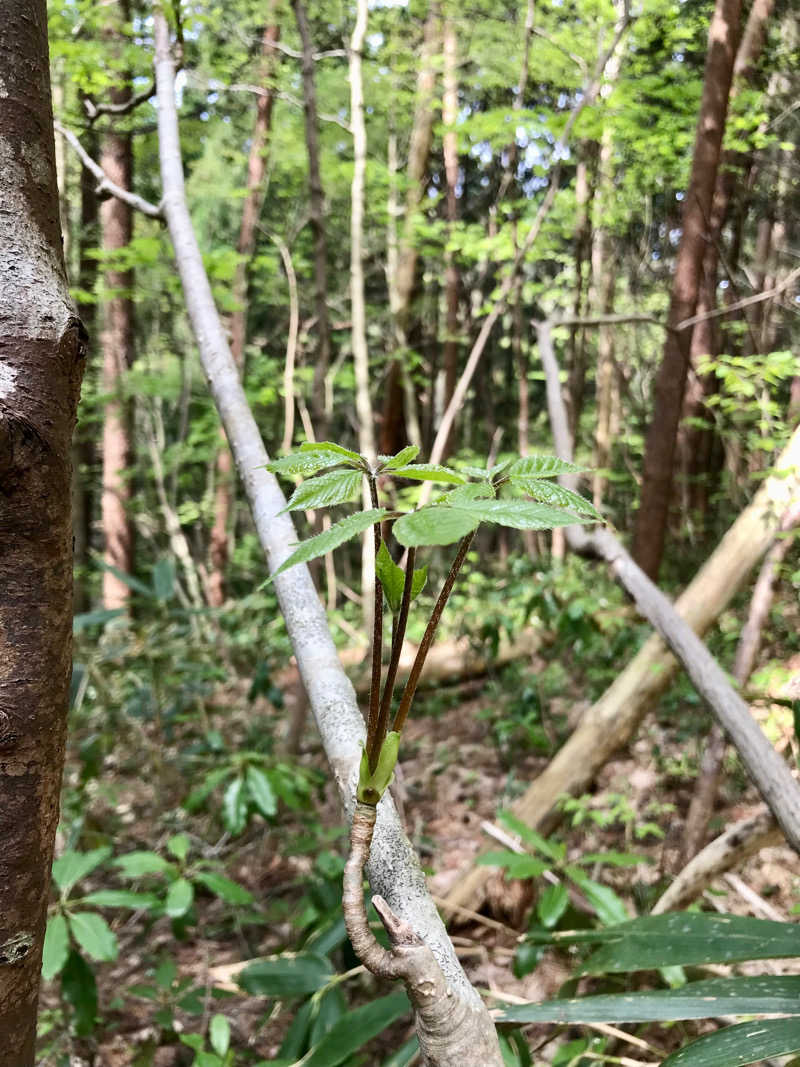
[267,442,600,1062]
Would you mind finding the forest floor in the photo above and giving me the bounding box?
[44,641,800,1066]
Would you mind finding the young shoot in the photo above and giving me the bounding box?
[267,442,601,806]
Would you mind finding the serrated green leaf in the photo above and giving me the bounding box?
[246,765,277,818]
[52,848,112,896]
[209,1013,231,1057]
[300,441,362,463]
[510,477,602,519]
[537,884,569,929]
[42,914,70,981]
[165,877,194,918]
[222,777,249,835]
[238,952,334,997]
[382,445,420,469]
[267,450,348,478]
[453,498,592,530]
[113,851,175,879]
[663,1017,800,1067]
[389,463,465,484]
[193,870,254,906]
[269,509,387,579]
[393,506,478,547]
[477,850,548,879]
[281,469,363,513]
[509,455,586,478]
[183,767,232,812]
[375,540,406,613]
[297,992,410,1067]
[446,482,496,504]
[81,890,160,911]
[67,912,118,961]
[495,976,800,1025]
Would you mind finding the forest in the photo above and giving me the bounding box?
[1,0,799,1063]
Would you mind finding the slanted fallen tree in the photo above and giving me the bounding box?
[445,319,800,912]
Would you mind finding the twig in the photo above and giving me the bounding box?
[54,121,163,218]
[675,265,800,329]
[393,532,475,736]
[84,80,156,119]
[374,546,416,755]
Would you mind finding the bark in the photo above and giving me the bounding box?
[566,147,595,441]
[151,16,501,1057]
[0,0,85,1059]
[72,115,99,612]
[653,807,781,913]
[682,503,800,860]
[209,19,279,607]
[100,62,136,611]
[446,324,800,911]
[381,3,440,455]
[633,0,741,579]
[440,16,460,460]
[680,0,775,518]
[292,0,332,434]
[348,0,380,637]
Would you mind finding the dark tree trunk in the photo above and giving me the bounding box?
[0,0,86,1060]
[209,18,279,607]
[100,80,135,611]
[680,0,775,521]
[632,0,741,579]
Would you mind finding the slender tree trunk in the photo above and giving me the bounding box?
[440,16,460,460]
[72,108,99,612]
[101,58,136,611]
[151,16,502,1059]
[566,146,595,442]
[380,2,439,455]
[208,19,279,607]
[680,0,774,519]
[633,0,741,579]
[0,1,85,1058]
[293,0,332,435]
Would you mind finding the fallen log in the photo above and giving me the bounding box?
[445,325,800,912]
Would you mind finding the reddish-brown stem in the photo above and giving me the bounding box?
[369,546,416,765]
[392,532,474,736]
[366,474,384,767]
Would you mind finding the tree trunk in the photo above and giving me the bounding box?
[632,0,741,579]
[151,15,502,1059]
[566,146,595,442]
[72,114,99,612]
[440,15,460,460]
[208,19,279,607]
[680,0,775,520]
[101,35,135,611]
[293,0,332,435]
[0,1,85,1058]
[380,2,439,456]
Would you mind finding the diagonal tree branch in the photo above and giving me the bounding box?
[54,121,163,218]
